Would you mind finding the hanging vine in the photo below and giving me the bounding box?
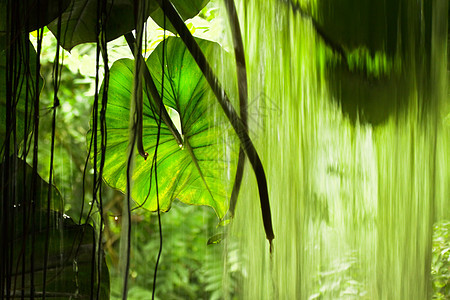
[1,0,275,298]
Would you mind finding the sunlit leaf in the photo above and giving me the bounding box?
[91,37,238,218]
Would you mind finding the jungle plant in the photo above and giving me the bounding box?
[1,0,274,298]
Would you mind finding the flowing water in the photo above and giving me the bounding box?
[227,0,450,299]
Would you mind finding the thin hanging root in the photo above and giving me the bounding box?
[124,33,184,148]
[225,0,248,218]
[132,12,149,160]
[155,0,274,244]
[229,149,245,217]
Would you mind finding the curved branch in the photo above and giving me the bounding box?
[155,0,274,244]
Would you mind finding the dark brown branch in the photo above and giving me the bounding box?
[155,0,274,244]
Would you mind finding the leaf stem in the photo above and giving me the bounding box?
[124,32,184,147]
[224,0,248,218]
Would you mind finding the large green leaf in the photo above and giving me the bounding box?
[47,0,210,51]
[0,36,41,156]
[150,0,209,33]
[47,0,158,51]
[1,158,110,299]
[10,216,110,299]
[91,37,238,218]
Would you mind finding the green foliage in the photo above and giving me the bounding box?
[107,203,242,300]
[309,251,368,300]
[325,58,404,125]
[19,3,240,298]
[4,0,254,299]
[207,233,223,245]
[90,37,238,218]
[432,221,450,299]
[2,0,448,298]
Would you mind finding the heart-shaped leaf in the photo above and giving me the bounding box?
[90,37,238,218]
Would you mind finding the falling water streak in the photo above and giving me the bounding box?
[227,0,449,299]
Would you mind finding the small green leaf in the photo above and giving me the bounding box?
[207,233,223,245]
[91,37,238,218]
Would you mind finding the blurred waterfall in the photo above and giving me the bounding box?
[227,0,449,299]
